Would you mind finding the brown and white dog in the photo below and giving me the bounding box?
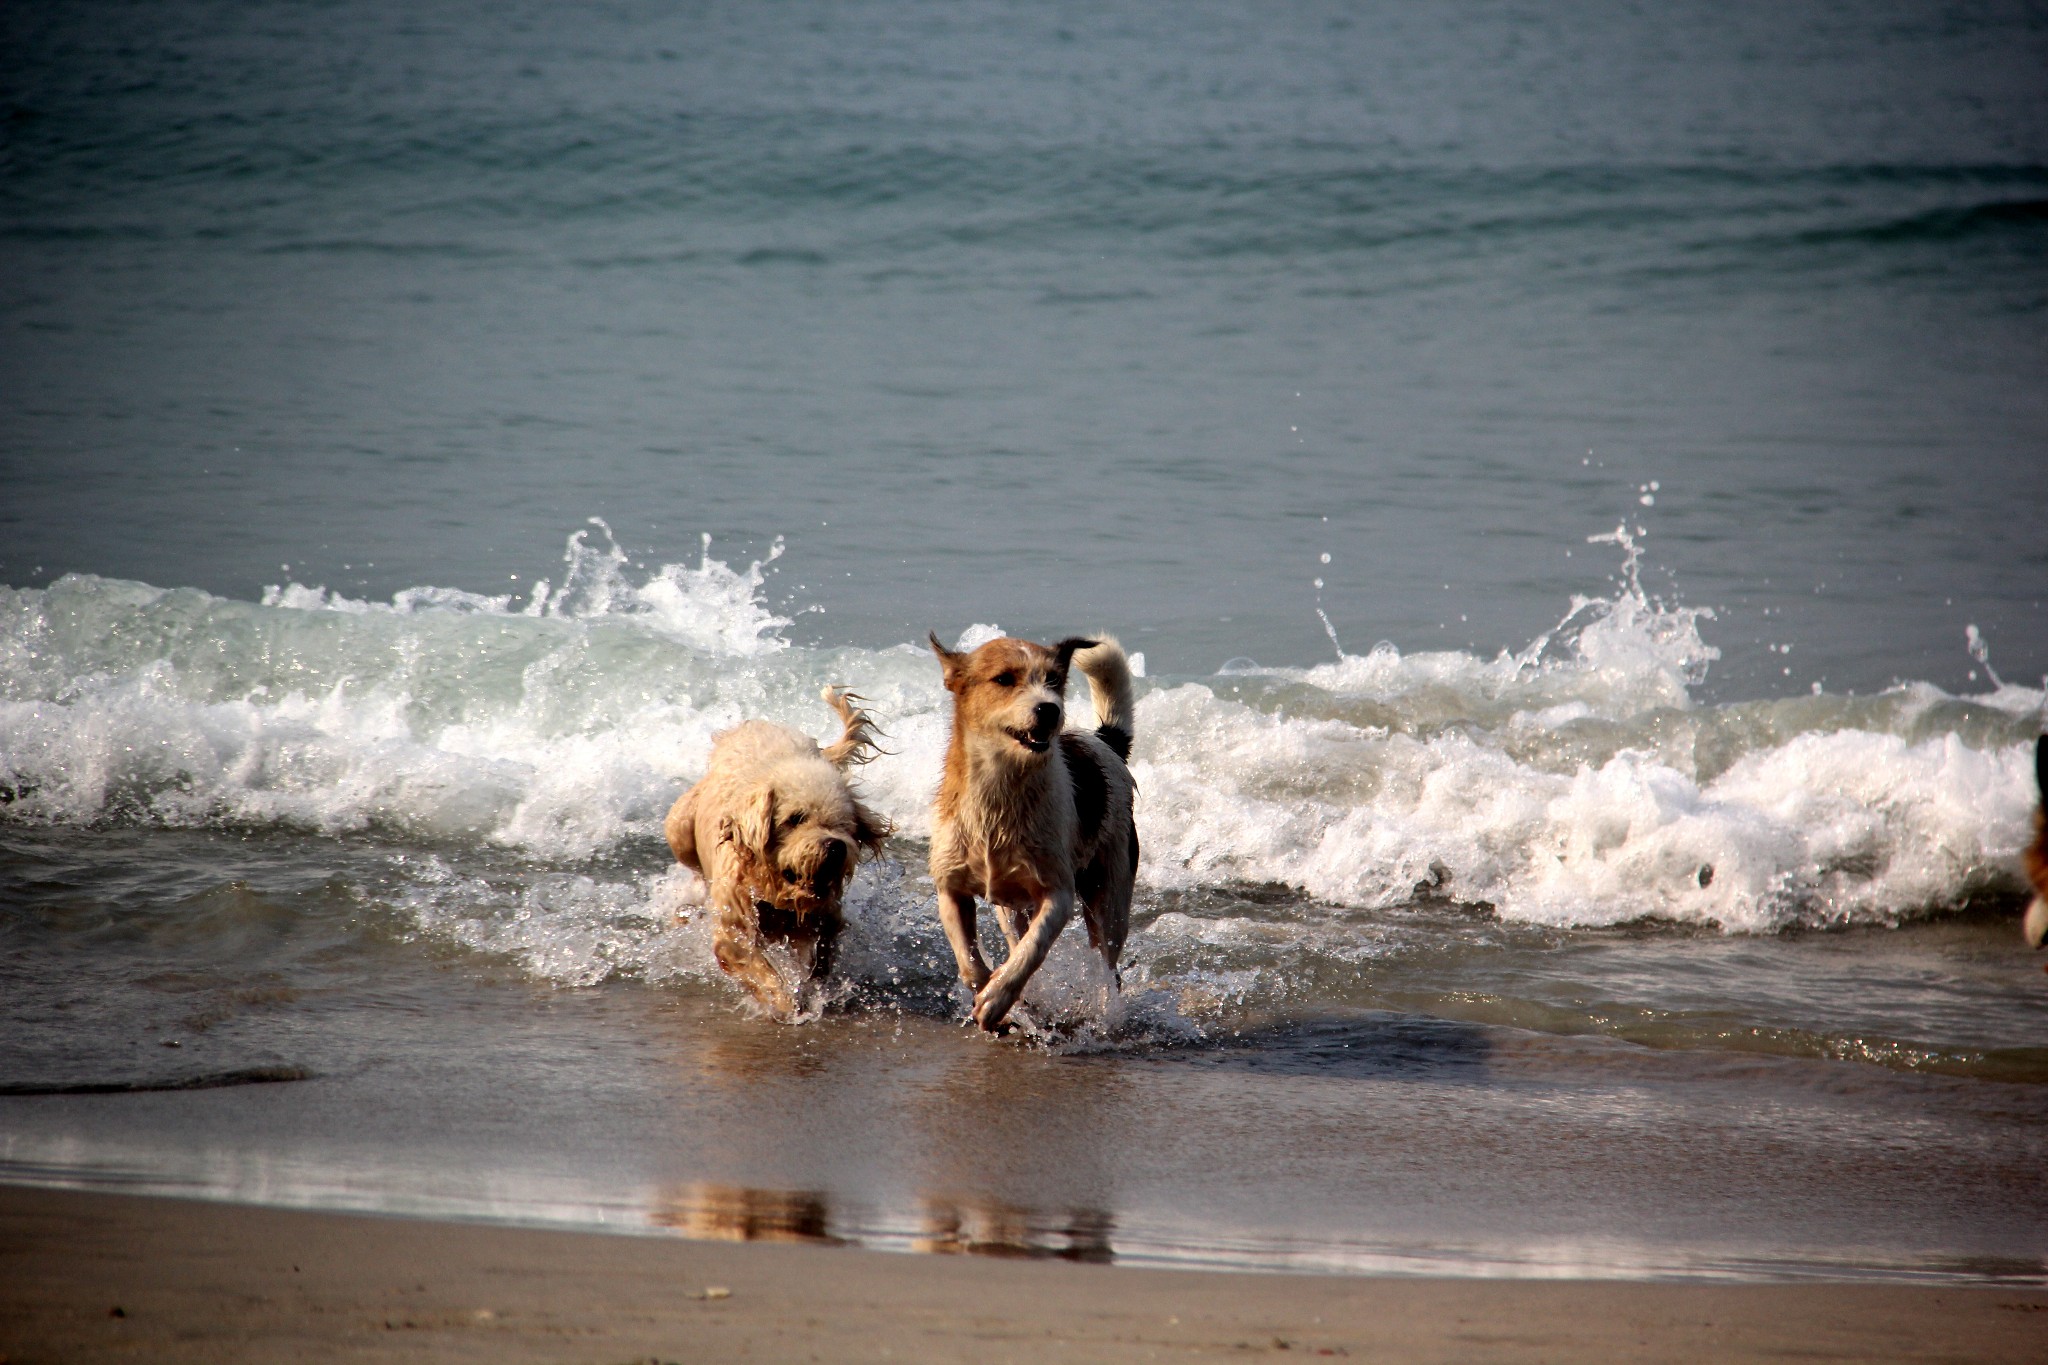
[666,688,889,1018]
[926,632,1138,1031]
[2024,734,2047,951]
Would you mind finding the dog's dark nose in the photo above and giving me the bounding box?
[813,838,848,890]
[1032,702,1061,732]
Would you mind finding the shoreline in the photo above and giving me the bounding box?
[3,1183,2043,1363]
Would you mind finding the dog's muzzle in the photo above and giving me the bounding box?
[1009,702,1062,754]
[813,838,848,894]
[775,838,851,903]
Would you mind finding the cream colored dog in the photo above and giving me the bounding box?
[925,632,1138,1031]
[666,688,888,1018]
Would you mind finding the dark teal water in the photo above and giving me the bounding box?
[3,0,2044,689]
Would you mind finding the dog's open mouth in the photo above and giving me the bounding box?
[1005,726,1053,754]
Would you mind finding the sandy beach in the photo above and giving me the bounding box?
[3,1182,2043,1364]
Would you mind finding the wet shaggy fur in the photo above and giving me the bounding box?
[926,632,1138,1030]
[666,688,889,1018]
[2024,735,2048,951]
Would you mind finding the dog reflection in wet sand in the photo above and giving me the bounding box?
[653,1182,840,1245]
[915,1195,1114,1263]
[2024,735,2048,955]
[926,632,1138,1031]
[666,688,889,1019]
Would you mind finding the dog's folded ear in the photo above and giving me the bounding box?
[713,812,746,880]
[734,783,775,858]
[929,631,967,691]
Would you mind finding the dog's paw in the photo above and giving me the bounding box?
[973,979,1022,1031]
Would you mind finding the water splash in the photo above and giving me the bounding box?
[1,524,2037,941]
[1127,527,2033,932]
[1964,623,2004,690]
[263,518,794,658]
[1269,523,1719,722]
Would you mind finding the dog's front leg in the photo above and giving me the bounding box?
[973,889,1073,1031]
[995,902,1032,953]
[806,916,843,981]
[936,886,992,992]
[712,904,797,1019]
[788,920,841,1016]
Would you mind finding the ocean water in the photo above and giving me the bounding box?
[3,0,2046,1281]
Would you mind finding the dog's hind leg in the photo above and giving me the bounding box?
[973,890,1073,1031]
[1079,896,1126,992]
[1077,833,1135,990]
[937,886,993,992]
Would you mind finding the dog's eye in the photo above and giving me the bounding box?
[992,672,1015,687]
[783,810,806,828]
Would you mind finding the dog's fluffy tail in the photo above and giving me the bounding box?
[1071,637,1136,763]
[819,686,884,768]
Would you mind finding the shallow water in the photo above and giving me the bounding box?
[3,0,2047,1282]
[4,821,2044,1282]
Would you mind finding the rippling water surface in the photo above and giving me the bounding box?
[2,0,2045,1281]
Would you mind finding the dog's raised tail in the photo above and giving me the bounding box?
[1069,636,1136,763]
[820,686,884,769]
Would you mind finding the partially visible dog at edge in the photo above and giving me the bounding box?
[926,631,1138,1031]
[665,688,889,1018]
[2024,733,2048,956]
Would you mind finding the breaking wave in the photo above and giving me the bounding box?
[1,519,2040,995]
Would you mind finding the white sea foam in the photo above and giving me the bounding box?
[1276,524,1719,723]
[260,519,795,657]
[1129,691,2036,931]
[1,527,2040,963]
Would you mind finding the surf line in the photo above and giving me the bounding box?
[0,1065,315,1096]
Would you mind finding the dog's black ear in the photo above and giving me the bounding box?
[2036,733,2047,802]
[1050,636,1097,691]
[929,631,967,692]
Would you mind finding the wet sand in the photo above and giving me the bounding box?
[3,1183,2043,1364]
